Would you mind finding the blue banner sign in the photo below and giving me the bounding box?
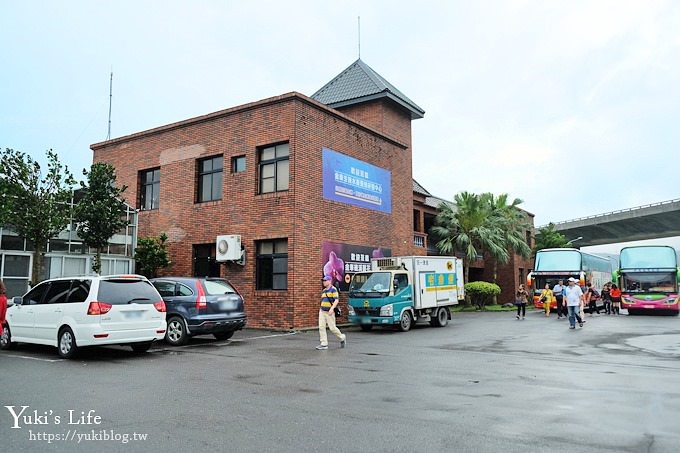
[322,147,391,213]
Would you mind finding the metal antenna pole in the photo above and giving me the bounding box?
[106,69,113,140]
[358,16,361,59]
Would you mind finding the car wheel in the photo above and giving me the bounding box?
[360,324,373,332]
[58,327,78,359]
[1,325,16,350]
[166,316,189,346]
[397,311,412,332]
[213,331,234,341]
[131,342,152,353]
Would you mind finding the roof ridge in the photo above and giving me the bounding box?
[312,59,424,119]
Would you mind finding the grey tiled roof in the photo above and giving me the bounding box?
[413,179,454,210]
[312,59,424,119]
[412,179,432,196]
[426,195,454,210]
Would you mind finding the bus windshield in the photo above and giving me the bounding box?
[621,272,676,293]
[534,249,582,271]
[620,246,677,269]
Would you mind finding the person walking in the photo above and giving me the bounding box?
[585,282,600,316]
[0,280,7,337]
[539,283,554,317]
[553,279,566,319]
[515,284,529,320]
[565,277,585,329]
[601,282,612,315]
[610,284,622,315]
[316,274,346,350]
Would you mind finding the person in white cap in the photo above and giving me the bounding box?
[564,277,585,329]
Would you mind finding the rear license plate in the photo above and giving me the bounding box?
[123,311,143,319]
[219,301,236,310]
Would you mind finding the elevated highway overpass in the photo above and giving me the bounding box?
[540,198,680,247]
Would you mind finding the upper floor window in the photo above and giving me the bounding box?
[198,156,223,202]
[232,155,246,173]
[259,143,289,194]
[140,168,160,210]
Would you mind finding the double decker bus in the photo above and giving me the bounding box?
[527,248,613,310]
[613,245,680,315]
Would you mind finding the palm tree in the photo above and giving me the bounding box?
[430,192,507,304]
[484,193,532,284]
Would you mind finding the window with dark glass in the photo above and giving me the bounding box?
[198,156,223,202]
[140,168,160,210]
[259,143,289,194]
[68,279,91,303]
[193,244,220,277]
[44,280,72,304]
[256,239,288,290]
[232,155,246,173]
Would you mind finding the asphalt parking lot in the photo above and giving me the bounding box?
[1,309,679,453]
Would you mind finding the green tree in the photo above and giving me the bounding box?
[533,223,571,254]
[0,148,75,283]
[430,191,507,305]
[74,163,128,274]
[135,233,172,278]
[484,193,532,284]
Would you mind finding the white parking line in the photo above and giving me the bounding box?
[0,331,301,360]
[0,354,62,363]
[230,332,299,341]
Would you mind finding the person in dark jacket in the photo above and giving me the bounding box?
[515,284,529,320]
[601,282,612,315]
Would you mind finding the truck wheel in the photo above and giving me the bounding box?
[398,311,412,332]
[360,325,373,332]
[432,307,449,327]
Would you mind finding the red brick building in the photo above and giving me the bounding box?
[91,60,430,329]
[92,59,533,328]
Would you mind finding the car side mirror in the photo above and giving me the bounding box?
[11,296,22,306]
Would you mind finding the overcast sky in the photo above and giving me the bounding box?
[2,1,679,252]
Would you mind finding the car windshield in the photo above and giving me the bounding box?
[203,279,237,295]
[97,279,161,304]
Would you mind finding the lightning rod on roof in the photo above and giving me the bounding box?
[106,69,113,141]
[358,16,361,59]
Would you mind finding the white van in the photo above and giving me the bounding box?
[0,275,167,359]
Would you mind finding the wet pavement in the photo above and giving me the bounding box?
[1,309,679,452]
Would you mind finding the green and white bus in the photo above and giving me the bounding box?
[614,245,679,315]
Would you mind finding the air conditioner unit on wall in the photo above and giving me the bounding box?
[216,235,242,261]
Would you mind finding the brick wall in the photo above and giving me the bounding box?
[92,92,414,329]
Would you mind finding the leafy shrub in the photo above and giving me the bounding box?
[464,281,501,310]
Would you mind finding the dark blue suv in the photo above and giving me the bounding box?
[151,277,247,346]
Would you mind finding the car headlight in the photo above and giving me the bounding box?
[379,304,393,316]
[348,305,356,316]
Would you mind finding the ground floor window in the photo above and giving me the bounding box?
[256,239,288,290]
[193,243,220,277]
[0,253,31,297]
